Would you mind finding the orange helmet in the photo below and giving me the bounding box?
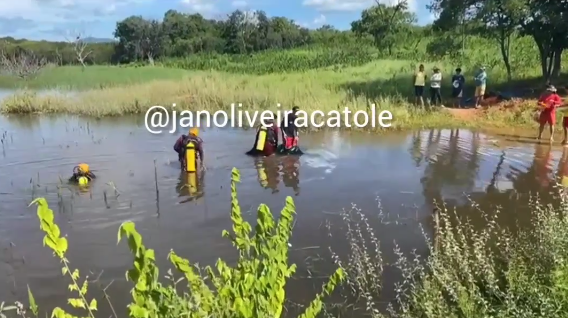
[77,163,90,173]
[189,128,199,136]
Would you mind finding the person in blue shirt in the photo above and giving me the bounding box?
[451,68,465,108]
[474,66,487,108]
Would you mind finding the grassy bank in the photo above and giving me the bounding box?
[0,65,191,90]
[8,168,568,318]
[2,35,566,129]
[0,58,544,130]
[0,36,559,90]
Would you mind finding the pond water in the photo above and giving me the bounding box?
[0,114,565,316]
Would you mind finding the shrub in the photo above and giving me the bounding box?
[330,190,568,318]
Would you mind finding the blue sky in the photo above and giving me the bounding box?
[0,0,434,41]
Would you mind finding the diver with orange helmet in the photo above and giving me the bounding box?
[69,163,96,184]
[173,128,204,169]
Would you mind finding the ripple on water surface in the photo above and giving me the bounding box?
[0,115,565,316]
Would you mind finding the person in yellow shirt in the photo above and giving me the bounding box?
[413,64,426,107]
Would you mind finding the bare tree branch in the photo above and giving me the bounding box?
[65,31,92,70]
[55,48,63,66]
[0,45,47,80]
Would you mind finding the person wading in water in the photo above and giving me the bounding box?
[246,115,279,156]
[173,128,205,170]
[281,106,300,151]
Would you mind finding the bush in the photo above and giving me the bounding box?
[330,190,568,318]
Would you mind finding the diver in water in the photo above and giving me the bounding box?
[69,163,96,184]
[174,128,205,171]
[280,106,300,153]
[246,116,279,156]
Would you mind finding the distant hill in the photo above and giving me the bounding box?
[82,37,115,43]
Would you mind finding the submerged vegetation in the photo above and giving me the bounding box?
[6,168,568,317]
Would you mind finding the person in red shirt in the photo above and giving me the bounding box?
[537,85,562,142]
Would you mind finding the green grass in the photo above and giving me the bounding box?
[0,65,191,90]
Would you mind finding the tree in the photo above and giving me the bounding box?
[65,31,93,70]
[518,0,568,79]
[476,0,523,82]
[351,0,416,55]
[222,10,258,54]
[138,20,165,65]
[0,45,47,80]
[429,0,568,80]
[114,16,165,63]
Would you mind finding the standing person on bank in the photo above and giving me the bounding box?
[429,67,443,107]
[474,66,487,108]
[537,85,562,142]
[413,64,427,107]
[451,68,465,108]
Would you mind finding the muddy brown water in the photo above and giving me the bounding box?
[0,114,565,317]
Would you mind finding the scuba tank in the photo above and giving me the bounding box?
[256,126,268,151]
[185,139,197,172]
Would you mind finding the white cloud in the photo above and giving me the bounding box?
[180,0,216,13]
[0,0,153,38]
[231,0,247,7]
[299,14,326,28]
[313,14,326,25]
[302,0,418,13]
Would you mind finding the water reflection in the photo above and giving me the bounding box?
[176,171,205,203]
[409,131,423,167]
[253,156,301,195]
[281,156,300,195]
[414,129,568,229]
[534,145,553,188]
[559,147,568,187]
[419,129,481,208]
[254,157,280,193]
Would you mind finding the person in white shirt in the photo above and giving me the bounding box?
[429,67,443,107]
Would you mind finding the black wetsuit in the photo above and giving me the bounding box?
[174,135,204,162]
[281,112,298,139]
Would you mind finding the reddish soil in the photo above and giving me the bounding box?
[447,90,568,121]
[446,108,481,121]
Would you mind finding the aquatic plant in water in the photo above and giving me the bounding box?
[10,167,344,318]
